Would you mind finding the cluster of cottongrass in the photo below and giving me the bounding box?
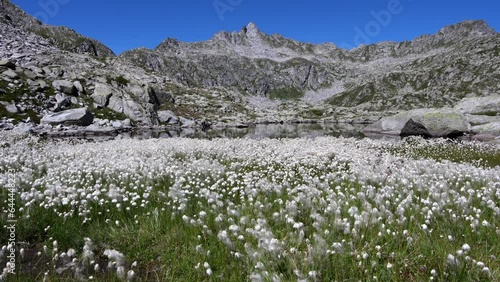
[0,133,498,281]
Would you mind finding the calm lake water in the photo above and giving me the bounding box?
[125,123,389,140]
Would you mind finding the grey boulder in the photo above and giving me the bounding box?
[92,83,113,108]
[52,80,78,96]
[73,81,85,94]
[5,104,18,114]
[2,69,19,79]
[0,59,16,69]
[11,123,34,134]
[111,121,123,129]
[41,108,94,126]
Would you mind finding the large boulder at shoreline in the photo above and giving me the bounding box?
[364,108,470,137]
[41,108,94,126]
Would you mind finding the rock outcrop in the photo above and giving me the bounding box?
[364,108,471,138]
[41,108,94,126]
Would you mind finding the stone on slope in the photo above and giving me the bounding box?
[2,69,19,79]
[73,81,85,94]
[179,117,196,128]
[5,104,18,114]
[365,108,470,137]
[51,93,72,112]
[41,108,94,126]
[52,80,78,96]
[411,110,470,138]
[0,59,16,69]
[454,95,500,115]
[92,83,113,108]
[111,121,123,129]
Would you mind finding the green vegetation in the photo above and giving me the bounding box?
[0,80,25,103]
[115,75,130,87]
[0,105,40,124]
[92,107,128,121]
[31,27,52,40]
[302,108,325,118]
[268,87,304,100]
[327,83,376,107]
[105,75,129,87]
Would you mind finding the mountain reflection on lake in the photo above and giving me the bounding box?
[128,123,372,140]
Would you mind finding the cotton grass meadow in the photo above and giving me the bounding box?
[0,133,498,281]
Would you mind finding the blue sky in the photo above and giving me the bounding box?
[11,0,500,54]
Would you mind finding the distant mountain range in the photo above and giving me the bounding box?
[1,0,499,127]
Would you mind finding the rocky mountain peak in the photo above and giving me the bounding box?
[437,20,496,38]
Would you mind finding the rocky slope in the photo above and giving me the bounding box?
[0,0,114,57]
[0,0,499,133]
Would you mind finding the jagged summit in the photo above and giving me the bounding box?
[437,20,496,37]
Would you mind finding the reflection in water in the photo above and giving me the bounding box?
[127,123,368,140]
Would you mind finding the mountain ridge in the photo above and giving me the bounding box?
[0,0,114,57]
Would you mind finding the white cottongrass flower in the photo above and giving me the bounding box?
[447,254,460,267]
[127,270,135,281]
[461,243,471,253]
[66,248,76,258]
[104,249,125,267]
[116,266,126,280]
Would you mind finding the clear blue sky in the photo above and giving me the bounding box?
[11,0,500,54]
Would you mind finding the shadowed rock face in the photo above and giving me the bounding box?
[400,119,432,138]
